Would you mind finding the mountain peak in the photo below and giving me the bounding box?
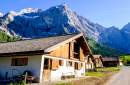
[6,11,18,16]
[0,12,4,17]
[107,26,119,30]
[61,3,67,6]
[121,22,130,32]
[47,3,70,12]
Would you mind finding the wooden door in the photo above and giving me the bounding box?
[74,62,78,77]
[42,58,51,82]
[42,70,51,82]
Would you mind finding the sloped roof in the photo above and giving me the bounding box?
[93,55,103,62]
[0,33,92,55]
[85,54,96,63]
[103,56,119,62]
[93,55,101,58]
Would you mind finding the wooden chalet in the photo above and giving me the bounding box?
[93,55,103,68]
[0,33,92,83]
[85,54,95,72]
[102,56,119,67]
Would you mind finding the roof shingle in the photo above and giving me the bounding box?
[0,33,80,54]
[102,56,119,62]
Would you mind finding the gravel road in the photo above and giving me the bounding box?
[107,67,130,85]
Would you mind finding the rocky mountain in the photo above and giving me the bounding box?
[0,4,104,39]
[0,3,129,53]
[99,26,129,53]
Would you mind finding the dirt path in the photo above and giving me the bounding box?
[106,67,130,85]
[64,70,117,85]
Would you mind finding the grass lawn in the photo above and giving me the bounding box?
[86,72,108,77]
[86,67,121,77]
[95,67,121,71]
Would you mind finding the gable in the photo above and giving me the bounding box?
[45,33,92,55]
[48,35,92,62]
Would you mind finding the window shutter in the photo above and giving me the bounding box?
[23,58,28,66]
[66,61,69,66]
[52,59,59,70]
[11,59,16,66]
[81,63,83,67]
[72,61,74,67]
[61,60,64,66]
[78,63,81,70]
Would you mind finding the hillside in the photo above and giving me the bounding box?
[86,37,127,57]
[0,29,19,42]
[119,55,130,65]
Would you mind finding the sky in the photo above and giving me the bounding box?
[0,0,130,29]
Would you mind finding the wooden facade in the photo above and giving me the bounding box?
[95,58,103,67]
[85,54,95,72]
[103,56,119,67]
[103,61,119,67]
[48,40,86,62]
[93,55,103,68]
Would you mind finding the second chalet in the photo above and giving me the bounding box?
[93,55,103,68]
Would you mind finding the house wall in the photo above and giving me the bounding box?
[95,58,103,67]
[49,43,69,59]
[85,57,94,70]
[0,55,42,82]
[103,61,119,67]
[42,55,85,82]
[119,62,123,66]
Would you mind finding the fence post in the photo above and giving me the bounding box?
[25,72,27,84]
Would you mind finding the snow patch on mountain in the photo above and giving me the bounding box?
[19,8,42,15]
[0,12,4,17]
[124,31,129,34]
[19,15,39,18]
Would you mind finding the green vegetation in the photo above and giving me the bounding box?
[119,55,130,65]
[86,37,127,57]
[86,72,108,77]
[86,67,121,77]
[10,80,25,85]
[0,29,19,43]
[95,67,121,71]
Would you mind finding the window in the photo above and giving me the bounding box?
[66,61,73,67]
[74,43,79,53]
[44,58,51,70]
[74,62,78,69]
[81,63,83,67]
[59,60,64,66]
[59,60,62,66]
[74,43,79,58]
[11,58,28,66]
[69,61,72,66]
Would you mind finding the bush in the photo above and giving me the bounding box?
[10,80,25,85]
